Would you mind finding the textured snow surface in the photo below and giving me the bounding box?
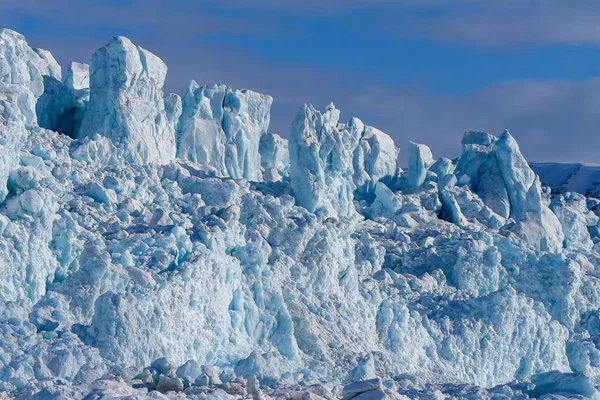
[531,162,600,198]
[3,29,600,399]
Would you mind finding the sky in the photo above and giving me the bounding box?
[1,0,600,164]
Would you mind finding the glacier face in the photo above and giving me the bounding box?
[2,29,600,400]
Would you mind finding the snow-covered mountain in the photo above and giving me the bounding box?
[2,28,600,399]
[531,162,600,197]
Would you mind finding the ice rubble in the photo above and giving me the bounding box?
[3,29,600,399]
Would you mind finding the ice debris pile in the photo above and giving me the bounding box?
[4,28,600,399]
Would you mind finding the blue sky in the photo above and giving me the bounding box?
[2,0,600,164]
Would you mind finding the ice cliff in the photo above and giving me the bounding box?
[3,28,600,399]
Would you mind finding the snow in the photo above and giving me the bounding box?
[531,162,600,197]
[3,28,600,399]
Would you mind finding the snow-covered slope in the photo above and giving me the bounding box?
[531,162,600,197]
[2,29,600,399]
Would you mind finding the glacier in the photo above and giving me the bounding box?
[2,28,600,399]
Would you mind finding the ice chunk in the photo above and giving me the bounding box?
[156,375,184,392]
[79,36,175,164]
[350,390,386,400]
[289,103,358,217]
[438,174,468,226]
[347,354,377,383]
[0,29,62,127]
[247,374,267,400]
[0,29,61,97]
[64,62,90,136]
[176,360,202,385]
[368,182,402,219]
[164,93,182,126]
[551,192,598,250]
[177,82,229,174]
[201,365,222,386]
[495,130,538,220]
[19,188,44,214]
[342,378,382,400]
[475,154,510,219]
[0,85,29,202]
[453,130,564,250]
[222,89,272,181]
[455,131,496,189]
[177,83,272,181]
[151,357,175,375]
[404,141,433,188]
[428,157,454,179]
[70,134,117,167]
[259,132,289,182]
[67,61,89,92]
[353,123,399,198]
[322,102,340,131]
[126,266,156,288]
[495,130,564,251]
[84,182,116,204]
[530,371,598,398]
[32,48,61,81]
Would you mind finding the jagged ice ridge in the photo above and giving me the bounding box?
[2,28,600,399]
